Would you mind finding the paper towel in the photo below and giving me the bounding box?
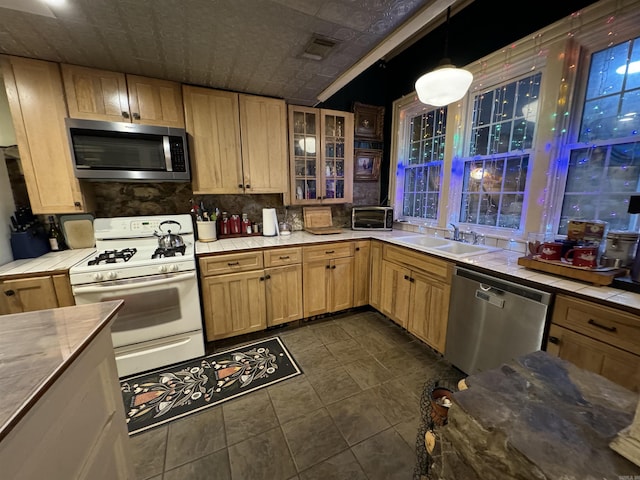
[262,208,279,236]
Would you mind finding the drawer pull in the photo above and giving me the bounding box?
[548,336,559,345]
[279,256,290,259]
[227,261,240,266]
[331,265,336,269]
[326,265,331,269]
[588,319,617,332]
[325,250,335,254]
[404,275,409,280]
[4,289,15,296]
[355,247,360,251]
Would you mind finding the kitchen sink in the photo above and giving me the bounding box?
[393,236,450,248]
[392,235,499,258]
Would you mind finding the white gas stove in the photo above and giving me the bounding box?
[70,214,205,378]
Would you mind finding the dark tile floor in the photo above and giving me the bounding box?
[128,308,463,480]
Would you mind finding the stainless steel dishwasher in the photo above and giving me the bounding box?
[444,266,553,375]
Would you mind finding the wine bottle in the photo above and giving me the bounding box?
[47,215,65,251]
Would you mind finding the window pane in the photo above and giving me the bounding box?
[459,155,528,230]
[585,41,629,100]
[398,107,446,221]
[581,95,622,140]
[560,142,640,233]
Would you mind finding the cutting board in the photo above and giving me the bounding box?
[60,214,95,249]
[303,207,342,235]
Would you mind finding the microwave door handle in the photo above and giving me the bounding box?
[73,272,195,294]
[163,136,173,171]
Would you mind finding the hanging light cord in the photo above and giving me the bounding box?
[442,7,451,61]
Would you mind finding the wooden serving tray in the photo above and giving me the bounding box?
[517,255,627,286]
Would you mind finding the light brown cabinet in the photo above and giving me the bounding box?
[62,64,185,127]
[199,248,303,339]
[184,86,288,194]
[353,240,371,307]
[547,294,640,392]
[369,240,383,311]
[288,106,353,205]
[1,56,94,214]
[264,247,303,327]
[302,242,354,317]
[379,244,452,353]
[0,274,75,315]
[199,252,267,341]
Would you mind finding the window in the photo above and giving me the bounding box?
[559,35,640,234]
[396,106,447,220]
[458,72,541,230]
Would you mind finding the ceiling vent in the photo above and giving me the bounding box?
[301,35,338,61]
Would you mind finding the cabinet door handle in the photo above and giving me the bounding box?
[355,247,360,251]
[132,112,140,120]
[326,265,331,269]
[588,319,617,332]
[410,277,415,282]
[265,274,271,280]
[403,275,409,280]
[4,289,15,296]
[332,265,336,269]
[121,111,130,119]
[548,336,559,344]
[245,184,251,189]
[260,276,265,281]
[227,261,240,266]
[238,184,244,189]
[279,256,290,259]
[74,201,81,208]
[325,250,335,254]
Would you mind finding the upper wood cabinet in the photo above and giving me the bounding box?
[183,86,288,194]
[288,105,353,205]
[1,56,94,214]
[61,64,185,128]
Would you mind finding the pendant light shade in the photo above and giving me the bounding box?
[415,62,473,106]
[414,7,473,107]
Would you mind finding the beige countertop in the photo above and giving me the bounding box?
[0,248,96,279]
[196,229,640,313]
[1,230,638,313]
[0,300,123,442]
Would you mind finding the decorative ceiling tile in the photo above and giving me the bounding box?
[0,0,438,105]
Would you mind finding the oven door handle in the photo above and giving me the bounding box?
[73,272,196,294]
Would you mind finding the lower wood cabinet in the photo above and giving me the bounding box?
[369,240,383,311]
[302,242,354,317]
[379,244,452,353]
[200,252,267,341]
[264,248,303,327]
[0,274,74,315]
[353,240,370,307]
[199,248,303,340]
[547,294,640,392]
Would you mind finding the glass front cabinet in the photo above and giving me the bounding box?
[288,105,354,205]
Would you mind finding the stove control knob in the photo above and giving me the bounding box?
[93,273,103,281]
[169,264,179,272]
[107,272,118,280]
[159,265,168,273]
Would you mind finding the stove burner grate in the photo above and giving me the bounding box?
[88,248,137,265]
[152,245,186,259]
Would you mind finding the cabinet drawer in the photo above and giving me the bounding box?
[200,252,264,276]
[552,294,640,356]
[383,244,452,281]
[264,247,302,267]
[303,242,354,262]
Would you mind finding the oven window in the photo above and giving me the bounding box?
[107,287,181,332]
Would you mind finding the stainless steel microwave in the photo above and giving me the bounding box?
[65,118,190,182]
[352,206,394,230]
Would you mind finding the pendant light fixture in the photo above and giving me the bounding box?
[414,7,473,107]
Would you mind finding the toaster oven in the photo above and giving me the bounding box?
[351,206,394,231]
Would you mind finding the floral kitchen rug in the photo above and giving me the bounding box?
[120,336,302,435]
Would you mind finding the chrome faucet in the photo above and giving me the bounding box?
[449,223,460,241]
